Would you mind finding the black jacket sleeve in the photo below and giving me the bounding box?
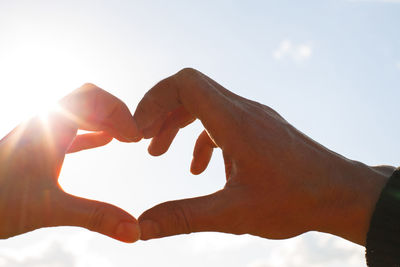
[366,168,400,266]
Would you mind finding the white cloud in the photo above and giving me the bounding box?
[190,232,254,253]
[246,233,365,267]
[0,242,75,267]
[273,40,312,62]
[273,40,292,60]
[188,232,365,267]
[396,61,400,70]
[296,44,312,60]
[0,232,114,267]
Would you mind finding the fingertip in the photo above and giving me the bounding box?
[130,135,143,143]
[190,147,210,175]
[117,127,143,143]
[190,170,203,176]
[115,221,141,243]
[126,119,143,142]
[115,135,142,143]
[118,134,143,143]
[129,120,144,142]
[147,145,164,157]
[147,138,169,157]
[139,219,160,241]
[190,160,204,175]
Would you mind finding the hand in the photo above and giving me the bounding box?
[134,68,391,245]
[0,83,140,242]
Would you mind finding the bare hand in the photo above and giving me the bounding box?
[0,83,140,242]
[134,68,390,245]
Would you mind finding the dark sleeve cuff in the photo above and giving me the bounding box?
[366,167,400,267]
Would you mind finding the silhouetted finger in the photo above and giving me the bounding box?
[138,189,242,240]
[59,83,141,142]
[190,130,217,175]
[49,191,140,243]
[148,107,195,156]
[67,132,113,153]
[133,68,243,153]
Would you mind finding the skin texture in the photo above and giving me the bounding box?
[134,68,393,246]
[0,83,140,243]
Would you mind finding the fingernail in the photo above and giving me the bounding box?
[122,119,142,142]
[122,134,141,142]
[115,222,141,243]
[129,120,143,142]
[121,131,142,142]
[129,135,143,142]
[139,220,160,240]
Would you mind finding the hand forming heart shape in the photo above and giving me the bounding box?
[0,83,142,243]
[0,69,390,248]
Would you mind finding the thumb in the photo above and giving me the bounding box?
[49,191,140,243]
[138,189,240,240]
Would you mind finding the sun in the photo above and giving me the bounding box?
[0,36,92,133]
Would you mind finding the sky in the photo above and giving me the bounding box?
[0,0,399,266]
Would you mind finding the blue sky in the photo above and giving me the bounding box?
[0,0,399,266]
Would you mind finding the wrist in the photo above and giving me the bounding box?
[315,158,391,245]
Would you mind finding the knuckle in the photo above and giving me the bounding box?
[148,76,175,99]
[87,204,106,231]
[80,83,97,89]
[143,91,167,113]
[104,101,123,122]
[73,83,102,103]
[176,67,199,79]
[174,68,204,98]
[78,83,104,97]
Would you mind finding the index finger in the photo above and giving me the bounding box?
[59,83,141,142]
[133,68,242,152]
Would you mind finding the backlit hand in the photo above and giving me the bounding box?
[0,83,140,242]
[135,68,389,245]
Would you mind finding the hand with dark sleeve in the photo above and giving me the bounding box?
[133,68,392,247]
